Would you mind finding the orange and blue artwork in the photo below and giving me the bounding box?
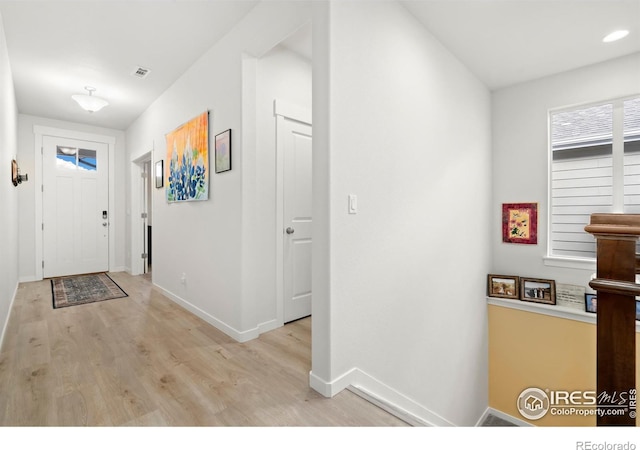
[165,111,209,202]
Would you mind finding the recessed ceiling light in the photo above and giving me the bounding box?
[603,30,629,43]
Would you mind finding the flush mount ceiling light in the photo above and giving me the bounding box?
[71,86,109,113]
[603,29,630,43]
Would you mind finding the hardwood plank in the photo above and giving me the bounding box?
[0,273,409,427]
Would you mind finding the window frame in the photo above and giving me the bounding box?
[545,94,639,270]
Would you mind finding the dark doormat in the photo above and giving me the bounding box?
[51,273,128,309]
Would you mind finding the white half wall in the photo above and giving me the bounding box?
[0,10,19,350]
[312,2,492,426]
[492,53,640,286]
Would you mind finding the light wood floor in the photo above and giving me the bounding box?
[0,272,408,427]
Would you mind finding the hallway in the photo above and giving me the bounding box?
[0,273,407,426]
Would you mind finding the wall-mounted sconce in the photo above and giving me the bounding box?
[11,159,28,186]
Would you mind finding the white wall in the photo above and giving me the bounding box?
[311,2,492,426]
[255,44,312,327]
[16,114,126,281]
[492,53,640,286]
[125,1,312,341]
[0,11,19,349]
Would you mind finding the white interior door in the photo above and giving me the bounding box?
[42,136,109,278]
[283,119,313,323]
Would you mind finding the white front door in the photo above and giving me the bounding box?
[42,136,109,278]
[282,119,313,323]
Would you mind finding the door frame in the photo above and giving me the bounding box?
[34,126,116,280]
[131,152,152,276]
[275,99,312,326]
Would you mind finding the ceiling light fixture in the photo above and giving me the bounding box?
[72,86,109,113]
[603,29,629,43]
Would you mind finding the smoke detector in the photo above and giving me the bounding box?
[131,66,151,79]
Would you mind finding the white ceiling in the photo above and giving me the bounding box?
[0,1,638,131]
[402,0,640,90]
[0,0,259,130]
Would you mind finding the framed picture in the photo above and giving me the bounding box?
[215,129,231,173]
[488,274,520,299]
[502,203,538,245]
[520,278,556,305]
[155,160,164,188]
[11,159,18,186]
[165,111,209,202]
[585,294,597,314]
[585,296,640,319]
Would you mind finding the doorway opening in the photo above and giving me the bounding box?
[131,152,152,277]
[255,23,312,327]
[142,160,153,277]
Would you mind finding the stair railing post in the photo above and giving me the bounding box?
[585,213,639,426]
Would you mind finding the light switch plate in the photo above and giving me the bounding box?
[348,194,357,214]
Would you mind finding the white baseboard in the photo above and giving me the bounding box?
[348,369,455,426]
[475,407,492,427]
[18,275,37,283]
[0,281,19,352]
[153,283,260,343]
[347,385,428,427]
[257,319,280,335]
[309,368,356,398]
[309,367,455,426]
[479,407,533,427]
[109,266,127,273]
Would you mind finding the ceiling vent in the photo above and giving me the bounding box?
[132,66,150,79]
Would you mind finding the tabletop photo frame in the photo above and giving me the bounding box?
[520,277,556,305]
[487,274,520,300]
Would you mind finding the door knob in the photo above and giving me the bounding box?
[286,227,295,235]
[102,222,108,227]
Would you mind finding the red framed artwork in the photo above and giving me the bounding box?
[502,203,538,245]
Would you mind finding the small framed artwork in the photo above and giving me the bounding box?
[520,278,556,305]
[155,160,164,188]
[585,294,597,314]
[215,129,232,173]
[487,274,520,299]
[502,202,538,245]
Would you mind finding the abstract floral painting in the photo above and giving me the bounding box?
[165,111,209,202]
[502,203,538,244]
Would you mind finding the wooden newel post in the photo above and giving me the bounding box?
[585,213,639,426]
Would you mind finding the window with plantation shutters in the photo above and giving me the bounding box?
[549,97,640,260]
[623,98,640,214]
